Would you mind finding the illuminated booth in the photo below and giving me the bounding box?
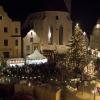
[7,58,25,67]
[26,49,48,65]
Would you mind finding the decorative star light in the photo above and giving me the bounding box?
[83,32,86,36]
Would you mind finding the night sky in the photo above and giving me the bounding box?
[0,0,100,37]
[72,0,100,37]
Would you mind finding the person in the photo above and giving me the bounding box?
[76,81,80,90]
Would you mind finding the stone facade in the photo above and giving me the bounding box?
[0,6,21,58]
[23,29,40,56]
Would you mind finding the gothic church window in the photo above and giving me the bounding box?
[48,26,53,44]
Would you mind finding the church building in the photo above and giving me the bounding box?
[23,0,72,57]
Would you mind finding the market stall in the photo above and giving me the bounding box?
[26,49,47,65]
[7,58,25,67]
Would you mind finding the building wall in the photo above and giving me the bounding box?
[23,11,72,56]
[0,6,21,58]
[90,19,100,50]
[23,30,40,56]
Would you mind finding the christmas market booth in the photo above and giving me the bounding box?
[7,58,25,67]
[26,49,48,65]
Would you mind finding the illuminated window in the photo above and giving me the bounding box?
[59,25,63,45]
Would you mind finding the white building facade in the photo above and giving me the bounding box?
[23,30,40,56]
[0,6,21,58]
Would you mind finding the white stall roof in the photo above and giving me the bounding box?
[26,49,47,64]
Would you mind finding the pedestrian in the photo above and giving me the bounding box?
[76,81,80,90]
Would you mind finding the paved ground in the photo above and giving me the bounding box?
[64,80,100,100]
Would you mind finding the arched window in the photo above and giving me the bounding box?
[59,25,63,45]
[48,26,53,44]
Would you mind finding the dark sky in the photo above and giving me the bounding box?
[72,0,100,37]
[0,0,100,37]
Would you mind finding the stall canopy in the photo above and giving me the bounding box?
[7,58,25,67]
[26,49,48,65]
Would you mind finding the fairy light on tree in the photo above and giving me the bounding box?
[66,23,89,78]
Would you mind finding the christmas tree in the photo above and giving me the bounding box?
[66,23,89,77]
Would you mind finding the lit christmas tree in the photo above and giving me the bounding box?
[66,23,89,77]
